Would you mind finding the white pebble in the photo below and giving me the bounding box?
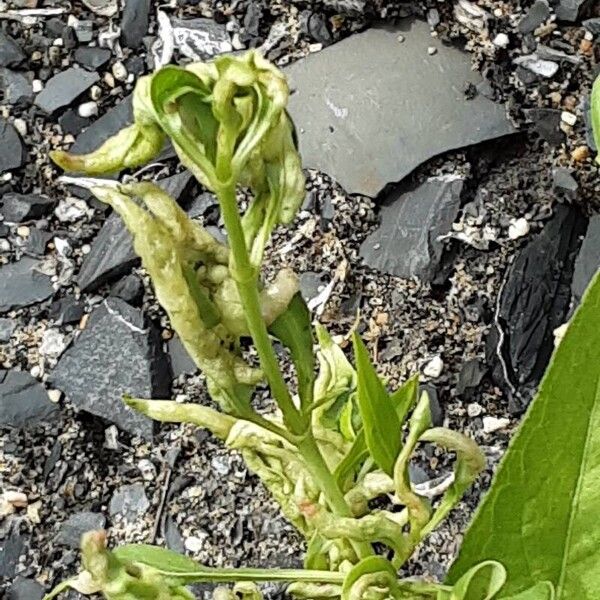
[428,46,437,55]
[184,536,204,553]
[81,243,91,255]
[39,329,68,360]
[508,217,530,240]
[492,33,509,48]
[47,389,62,403]
[467,402,483,417]
[78,101,98,118]
[32,79,43,93]
[482,416,510,433]
[111,61,128,82]
[561,111,577,126]
[90,85,102,101]
[423,355,444,378]
[397,34,405,43]
[55,197,91,223]
[30,365,41,377]
[3,491,28,507]
[13,118,27,137]
[138,459,157,481]
[0,239,10,252]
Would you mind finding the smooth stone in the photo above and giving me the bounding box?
[0,317,16,342]
[0,257,54,312]
[26,228,53,255]
[0,529,24,579]
[552,167,578,197]
[518,0,550,33]
[572,215,600,305]
[285,21,515,197]
[0,32,25,68]
[56,512,106,548]
[121,0,151,49]
[0,119,25,172]
[359,175,464,282]
[9,577,44,600]
[50,298,171,438]
[48,296,85,325]
[109,483,150,520]
[553,0,587,22]
[0,192,54,222]
[77,171,194,291]
[168,335,197,378]
[0,68,33,105]
[456,359,487,395]
[496,205,587,409]
[110,273,144,305]
[0,370,59,428]
[74,47,111,70]
[34,67,99,114]
[58,109,91,136]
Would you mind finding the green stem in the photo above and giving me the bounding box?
[215,182,372,560]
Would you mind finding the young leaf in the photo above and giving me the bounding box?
[352,333,401,476]
[591,75,600,164]
[447,271,600,597]
[268,293,315,410]
[341,556,400,600]
[449,561,506,600]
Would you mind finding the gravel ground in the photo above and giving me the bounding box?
[0,1,599,599]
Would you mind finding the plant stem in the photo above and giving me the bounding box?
[215,182,372,560]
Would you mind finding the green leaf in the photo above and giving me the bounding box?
[450,562,506,600]
[447,271,600,597]
[269,293,315,410]
[341,556,399,600]
[501,582,555,600]
[352,333,401,476]
[591,75,600,165]
[389,374,419,426]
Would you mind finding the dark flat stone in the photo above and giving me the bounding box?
[0,32,25,68]
[0,528,24,579]
[518,0,550,33]
[0,257,54,312]
[9,577,44,600]
[110,273,144,305]
[121,0,151,49]
[49,296,85,325]
[109,482,149,520]
[572,215,600,305]
[35,67,100,114]
[59,109,91,136]
[0,192,54,222]
[285,21,515,196]
[359,175,464,282]
[0,68,33,105]
[171,17,232,60]
[50,298,171,438]
[0,119,25,172]
[496,205,587,409]
[56,512,106,548]
[523,108,564,146]
[0,369,59,428]
[0,317,16,342]
[168,335,196,378]
[74,46,112,70]
[553,0,587,22]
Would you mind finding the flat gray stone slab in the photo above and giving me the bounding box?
[285,21,515,196]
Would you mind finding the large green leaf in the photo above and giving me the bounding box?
[352,333,401,476]
[501,582,555,600]
[447,271,600,597]
[449,562,506,600]
[269,293,315,410]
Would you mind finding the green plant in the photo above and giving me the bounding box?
[592,74,600,164]
[43,53,600,600]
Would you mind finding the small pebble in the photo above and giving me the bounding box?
[508,217,530,240]
[16,225,29,237]
[493,33,509,48]
[78,101,98,118]
[482,416,510,434]
[32,79,43,93]
[47,388,62,403]
[467,402,483,417]
[13,118,27,137]
[112,61,128,82]
[427,46,437,55]
[397,34,405,43]
[184,536,204,553]
[423,356,444,378]
[560,111,576,126]
[571,146,589,162]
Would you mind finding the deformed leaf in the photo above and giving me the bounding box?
[449,561,506,600]
[269,293,315,410]
[447,272,600,597]
[341,556,399,600]
[591,75,600,164]
[352,333,401,477]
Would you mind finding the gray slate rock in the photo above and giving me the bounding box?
[0,119,25,172]
[583,18,600,34]
[0,68,33,105]
[0,528,24,578]
[74,46,111,70]
[172,17,232,60]
[56,512,106,548]
[0,317,16,342]
[109,483,150,520]
[35,67,100,114]
[552,167,578,197]
[0,32,25,68]
[285,21,514,196]
[359,175,464,282]
[572,215,600,305]
[9,577,44,600]
[518,0,550,33]
[0,192,54,222]
[0,257,54,312]
[78,171,194,291]
[71,95,133,155]
[168,335,196,378]
[523,108,564,146]
[121,0,151,49]
[553,0,587,22]
[49,296,85,325]
[0,370,59,428]
[110,273,144,305]
[50,298,171,438]
[496,205,586,409]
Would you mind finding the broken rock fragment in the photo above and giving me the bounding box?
[50,298,171,438]
[572,215,600,305]
[34,67,100,114]
[0,257,54,312]
[285,20,514,196]
[359,175,464,282]
[495,205,587,409]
